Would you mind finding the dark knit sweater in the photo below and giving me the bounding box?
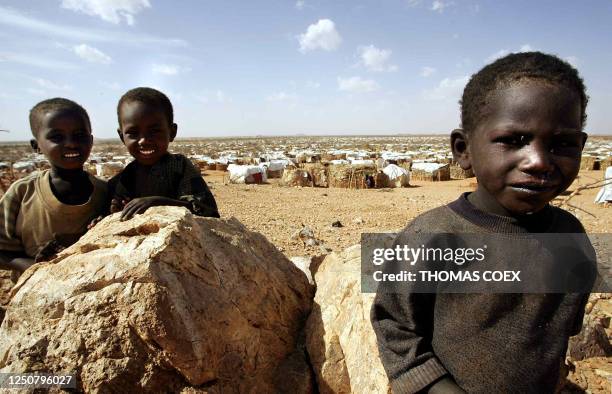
[371,193,592,394]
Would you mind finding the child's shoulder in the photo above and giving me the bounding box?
[164,153,198,172]
[4,170,46,198]
[546,205,586,233]
[401,204,466,234]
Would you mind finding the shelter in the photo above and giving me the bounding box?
[327,164,380,189]
[382,164,410,188]
[595,166,612,204]
[411,162,451,181]
[581,155,601,171]
[227,164,267,184]
[450,164,475,179]
[301,163,329,187]
[261,159,290,178]
[280,168,312,187]
[95,162,124,178]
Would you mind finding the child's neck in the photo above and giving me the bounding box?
[49,166,93,205]
[50,166,88,182]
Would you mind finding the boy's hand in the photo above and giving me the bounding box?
[110,197,131,213]
[87,215,104,230]
[120,196,181,221]
[9,257,35,273]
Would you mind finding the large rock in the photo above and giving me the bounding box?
[564,293,612,393]
[0,207,313,393]
[305,244,391,393]
[0,269,16,322]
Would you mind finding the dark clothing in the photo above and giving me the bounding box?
[371,193,591,394]
[108,153,219,218]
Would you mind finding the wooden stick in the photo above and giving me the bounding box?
[565,203,597,218]
[557,179,612,207]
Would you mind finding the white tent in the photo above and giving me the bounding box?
[383,164,410,187]
[595,166,612,204]
[411,162,446,172]
[349,159,375,167]
[228,164,267,184]
[13,161,35,173]
[96,161,124,178]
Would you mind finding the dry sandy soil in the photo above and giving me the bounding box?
[205,169,611,259]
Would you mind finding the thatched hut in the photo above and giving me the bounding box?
[580,155,600,171]
[411,163,451,181]
[450,164,475,179]
[301,163,329,187]
[280,168,313,187]
[327,164,379,189]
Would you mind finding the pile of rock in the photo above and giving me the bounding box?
[0,207,312,392]
[1,207,608,393]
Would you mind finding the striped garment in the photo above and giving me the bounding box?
[108,153,219,218]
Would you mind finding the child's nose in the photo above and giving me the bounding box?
[64,136,78,148]
[519,142,555,175]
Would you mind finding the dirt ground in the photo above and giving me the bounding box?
[205,169,611,259]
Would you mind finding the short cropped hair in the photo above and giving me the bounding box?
[460,51,588,133]
[29,98,91,137]
[117,87,174,126]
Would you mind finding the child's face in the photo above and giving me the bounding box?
[30,110,93,171]
[466,81,585,216]
[118,100,177,166]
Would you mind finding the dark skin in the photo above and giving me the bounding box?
[452,81,585,217]
[434,80,585,393]
[116,100,190,221]
[0,109,94,272]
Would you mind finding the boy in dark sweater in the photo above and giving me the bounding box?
[109,87,219,220]
[371,52,592,393]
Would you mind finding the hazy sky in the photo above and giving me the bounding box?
[1,0,611,141]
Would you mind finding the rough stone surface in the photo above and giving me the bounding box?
[568,293,612,361]
[564,293,612,394]
[0,207,313,393]
[305,244,391,394]
[0,269,16,322]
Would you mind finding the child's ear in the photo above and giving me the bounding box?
[451,128,471,170]
[30,139,39,152]
[116,129,125,143]
[169,123,177,142]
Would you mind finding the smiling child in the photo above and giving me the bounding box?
[109,87,219,220]
[0,98,107,272]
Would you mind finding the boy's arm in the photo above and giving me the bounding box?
[371,231,463,394]
[0,181,34,272]
[372,290,452,393]
[176,157,220,218]
[0,251,34,272]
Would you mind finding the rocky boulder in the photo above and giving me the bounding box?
[305,244,391,393]
[0,207,313,393]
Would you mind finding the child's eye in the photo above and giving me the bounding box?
[550,137,583,157]
[495,135,527,147]
[48,134,63,143]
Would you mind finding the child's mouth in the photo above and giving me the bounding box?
[138,149,155,156]
[63,152,81,159]
[510,183,557,194]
